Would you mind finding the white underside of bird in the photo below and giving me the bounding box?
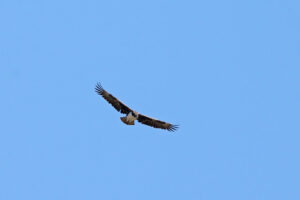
[120,111,138,125]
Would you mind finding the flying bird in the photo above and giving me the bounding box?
[95,83,178,132]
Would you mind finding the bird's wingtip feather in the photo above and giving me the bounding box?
[168,124,179,132]
[95,83,104,94]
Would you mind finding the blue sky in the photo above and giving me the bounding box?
[1,0,300,199]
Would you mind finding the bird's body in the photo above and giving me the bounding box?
[121,111,138,125]
[95,83,178,132]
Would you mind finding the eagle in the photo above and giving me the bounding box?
[95,83,178,132]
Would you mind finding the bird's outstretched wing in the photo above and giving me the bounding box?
[95,83,132,114]
[137,114,179,132]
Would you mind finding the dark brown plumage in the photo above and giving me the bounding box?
[137,114,179,132]
[95,84,131,114]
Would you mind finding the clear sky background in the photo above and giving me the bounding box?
[1,0,299,199]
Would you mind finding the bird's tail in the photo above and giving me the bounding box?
[120,117,135,125]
